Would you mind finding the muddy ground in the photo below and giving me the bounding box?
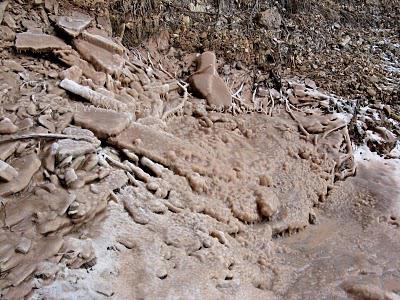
[0,0,399,299]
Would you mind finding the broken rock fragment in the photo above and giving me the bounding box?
[74,109,132,139]
[255,189,280,218]
[189,51,232,108]
[56,15,92,37]
[74,38,124,75]
[0,117,18,134]
[55,49,106,85]
[0,159,18,182]
[15,32,69,53]
[3,59,26,72]
[15,237,32,254]
[55,139,97,161]
[0,153,41,196]
[257,7,282,29]
[81,31,125,55]
[3,12,16,29]
[0,1,9,25]
[0,141,18,160]
[59,65,82,82]
[0,25,15,41]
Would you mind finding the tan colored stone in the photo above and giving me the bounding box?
[56,15,92,37]
[0,118,18,134]
[189,52,232,108]
[15,32,69,53]
[0,159,18,182]
[74,110,132,139]
[0,153,41,196]
[59,65,82,82]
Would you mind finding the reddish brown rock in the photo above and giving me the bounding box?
[0,25,15,41]
[73,38,124,75]
[59,65,82,82]
[0,153,41,196]
[189,52,232,108]
[74,110,132,139]
[0,117,18,134]
[15,32,69,53]
[56,15,92,37]
[0,159,18,182]
[0,1,9,25]
[0,141,18,160]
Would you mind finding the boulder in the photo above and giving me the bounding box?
[189,51,232,108]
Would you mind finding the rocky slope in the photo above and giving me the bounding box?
[0,1,399,299]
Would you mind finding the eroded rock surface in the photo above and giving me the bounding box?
[56,14,92,37]
[74,109,132,138]
[0,153,41,196]
[0,1,398,299]
[189,51,232,108]
[15,32,69,52]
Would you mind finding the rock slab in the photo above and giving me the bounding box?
[74,110,132,139]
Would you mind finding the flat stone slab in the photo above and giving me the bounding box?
[0,141,18,160]
[0,118,18,134]
[74,109,132,139]
[73,38,124,75]
[15,32,69,53]
[0,153,41,196]
[0,159,18,182]
[56,15,92,37]
[55,139,97,161]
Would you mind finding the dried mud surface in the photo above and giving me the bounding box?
[0,1,399,299]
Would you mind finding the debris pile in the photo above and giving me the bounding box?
[0,1,398,299]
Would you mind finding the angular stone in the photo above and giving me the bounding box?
[55,49,106,86]
[0,117,18,134]
[305,78,317,89]
[3,13,16,29]
[0,142,18,160]
[81,31,124,55]
[55,139,97,161]
[3,60,26,72]
[257,8,282,29]
[0,153,41,196]
[62,126,101,145]
[44,0,58,13]
[0,25,15,41]
[15,32,69,53]
[35,261,59,279]
[74,109,132,139]
[73,38,124,75]
[0,1,9,25]
[189,52,232,108]
[56,14,92,37]
[15,237,31,254]
[255,189,280,217]
[0,159,18,182]
[59,65,82,82]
